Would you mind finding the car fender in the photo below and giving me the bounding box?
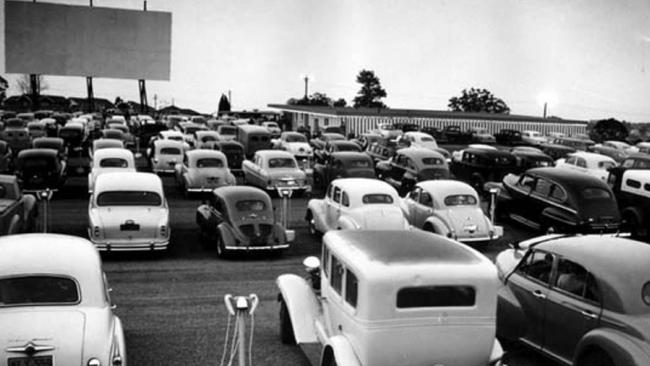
[540,206,578,229]
[113,315,127,366]
[495,281,528,342]
[336,215,360,230]
[306,199,327,232]
[217,223,236,246]
[621,206,645,229]
[276,274,320,344]
[575,328,650,366]
[321,335,361,366]
[7,214,21,235]
[22,194,37,220]
[422,215,451,235]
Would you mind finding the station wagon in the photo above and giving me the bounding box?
[236,124,272,158]
[277,230,504,366]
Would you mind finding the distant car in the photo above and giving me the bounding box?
[149,139,184,174]
[608,169,650,239]
[309,132,345,151]
[88,172,170,251]
[277,230,504,366]
[314,140,362,164]
[601,140,632,152]
[216,124,238,141]
[552,136,595,152]
[495,129,523,146]
[496,167,620,233]
[588,144,627,163]
[2,118,31,152]
[351,132,382,150]
[442,125,471,144]
[174,149,235,195]
[105,123,135,149]
[271,131,313,160]
[305,178,410,234]
[27,120,47,139]
[397,131,452,161]
[540,141,576,160]
[521,130,547,146]
[237,124,272,158]
[312,151,375,189]
[402,180,502,243]
[261,121,282,138]
[555,151,617,181]
[155,129,188,150]
[177,122,207,149]
[60,122,90,175]
[0,141,13,173]
[451,144,497,163]
[510,145,555,173]
[196,186,294,256]
[88,148,136,193]
[242,150,309,194]
[470,127,497,144]
[373,122,403,139]
[203,140,245,177]
[365,140,396,163]
[0,175,38,234]
[495,234,650,366]
[610,152,650,172]
[89,138,124,159]
[194,130,221,149]
[15,149,66,191]
[450,147,517,194]
[0,233,127,366]
[376,147,449,193]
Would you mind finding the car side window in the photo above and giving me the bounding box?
[553,258,599,303]
[322,246,330,278]
[549,185,567,202]
[419,191,432,207]
[326,184,333,199]
[406,158,416,171]
[532,178,552,197]
[345,270,358,307]
[331,256,344,295]
[517,250,553,284]
[566,156,577,165]
[517,175,535,191]
[341,191,350,207]
[333,187,342,203]
[576,158,587,168]
[409,187,420,201]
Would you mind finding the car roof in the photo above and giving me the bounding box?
[464,147,513,157]
[93,147,134,161]
[417,179,477,198]
[160,130,183,137]
[526,167,608,187]
[0,233,105,306]
[622,169,650,182]
[94,172,164,194]
[330,151,373,161]
[330,178,397,194]
[255,149,294,159]
[237,124,269,133]
[213,185,271,203]
[537,235,650,314]
[403,131,433,138]
[568,151,616,163]
[154,139,184,148]
[396,147,445,159]
[186,149,226,161]
[17,148,58,159]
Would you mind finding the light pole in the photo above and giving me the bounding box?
[543,102,547,119]
[300,74,313,99]
[537,91,557,119]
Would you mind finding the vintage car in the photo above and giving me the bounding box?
[496,167,621,234]
[552,136,595,151]
[175,149,236,195]
[59,122,90,175]
[203,140,245,177]
[372,122,403,140]
[149,139,184,174]
[442,125,472,144]
[216,124,238,141]
[555,151,617,181]
[138,121,167,146]
[261,121,282,138]
[309,132,345,151]
[27,120,47,139]
[351,132,382,150]
[402,180,503,243]
[0,175,37,234]
[540,141,576,160]
[588,144,627,163]
[601,140,633,153]
[88,172,170,251]
[305,178,410,234]
[510,146,554,173]
[470,127,497,144]
[451,144,498,162]
[609,152,650,173]
[376,147,449,193]
[0,234,127,366]
[450,147,517,194]
[271,131,313,161]
[314,140,362,164]
[177,122,207,148]
[155,129,189,150]
[521,130,547,146]
[89,138,124,159]
[312,152,375,189]
[242,150,309,194]
[635,141,650,154]
[33,137,66,158]
[106,124,136,149]
[196,186,294,256]
[194,130,220,149]
[2,118,31,152]
[607,169,650,239]
[276,230,504,366]
[0,141,13,173]
[495,129,523,146]
[206,119,227,131]
[88,148,136,194]
[396,131,451,161]
[236,124,272,158]
[16,149,66,191]
[495,234,650,366]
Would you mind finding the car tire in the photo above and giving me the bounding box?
[577,349,614,366]
[279,298,296,344]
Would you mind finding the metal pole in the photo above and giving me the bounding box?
[237,307,247,366]
[282,195,288,229]
[42,198,48,233]
[543,102,547,119]
[303,76,309,99]
[86,77,94,112]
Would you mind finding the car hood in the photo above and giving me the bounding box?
[92,206,167,239]
[442,207,490,237]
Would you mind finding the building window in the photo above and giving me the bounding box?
[324,118,329,126]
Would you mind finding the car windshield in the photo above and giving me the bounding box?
[100,158,129,168]
[167,136,183,141]
[268,158,295,168]
[581,187,612,200]
[422,157,444,165]
[235,199,267,212]
[362,194,394,204]
[59,129,81,138]
[97,191,162,206]
[598,161,616,170]
[343,159,372,168]
[196,158,224,168]
[420,136,435,142]
[160,147,181,155]
[219,127,237,135]
[0,276,79,306]
[286,134,307,143]
[184,126,201,134]
[444,194,478,206]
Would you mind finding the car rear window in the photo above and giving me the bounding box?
[397,286,476,308]
[100,158,129,168]
[196,158,224,168]
[422,157,444,165]
[420,136,434,142]
[344,159,372,168]
[362,194,394,204]
[0,276,79,306]
[160,147,181,155]
[268,158,295,168]
[235,200,267,212]
[444,194,477,206]
[286,134,307,143]
[97,191,162,206]
[582,187,612,200]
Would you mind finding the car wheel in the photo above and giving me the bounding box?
[578,349,614,366]
[279,298,296,344]
[423,224,436,233]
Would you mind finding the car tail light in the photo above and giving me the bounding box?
[87,358,101,366]
[112,355,123,366]
[160,225,168,238]
[93,226,100,238]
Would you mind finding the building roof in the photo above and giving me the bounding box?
[268,104,588,124]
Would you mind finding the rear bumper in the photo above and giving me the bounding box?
[90,234,169,252]
[225,243,290,251]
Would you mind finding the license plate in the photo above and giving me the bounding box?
[8,356,53,366]
[120,222,140,231]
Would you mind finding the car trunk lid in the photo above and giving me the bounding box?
[96,206,162,240]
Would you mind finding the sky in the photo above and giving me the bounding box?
[2,0,650,122]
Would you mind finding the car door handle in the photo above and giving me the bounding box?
[532,290,546,299]
[581,310,598,319]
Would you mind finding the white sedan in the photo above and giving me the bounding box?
[174,149,236,194]
[88,147,136,193]
[242,150,310,194]
[305,178,410,234]
[88,172,170,251]
[555,151,617,181]
[0,233,126,366]
[149,139,184,174]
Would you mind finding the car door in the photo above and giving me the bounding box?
[506,174,535,220]
[528,177,553,230]
[506,249,554,349]
[248,154,263,187]
[543,258,602,362]
[413,189,435,228]
[326,185,342,229]
[389,153,407,184]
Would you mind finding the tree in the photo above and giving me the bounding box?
[333,98,347,107]
[218,94,231,113]
[587,118,628,143]
[448,88,510,114]
[287,92,333,106]
[16,74,48,94]
[353,70,387,108]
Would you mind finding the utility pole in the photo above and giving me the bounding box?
[543,102,547,119]
[228,90,232,110]
[303,75,309,99]
[153,94,158,110]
